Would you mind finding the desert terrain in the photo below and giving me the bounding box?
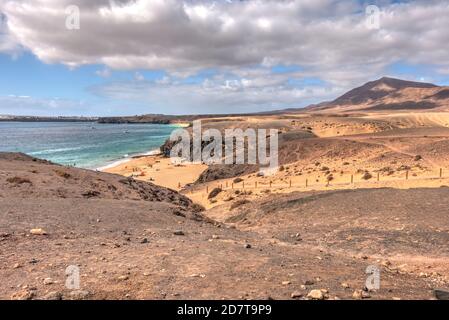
[2,77,449,300]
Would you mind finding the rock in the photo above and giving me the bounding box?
[291,291,303,299]
[434,289,449,300]
[173,230,185,236]
[341,282,350,289]
[282,281,291,285]
[212,235,220,239]
[140,238,149,244]
[68,290,90,300]
[381,260,392,267]
[117,275,129,281]
[353,290,363,300]
[362,291,371,299]
[11,289,36,300]
[30,228,47,235]
[353,289,371,299]
[42,291,63,300]
[244,243,252,249]
[307,289,324,300]
[43,278,54,285]
[304,280,315,286]
[13,263,21,269]
[189,273,206,278]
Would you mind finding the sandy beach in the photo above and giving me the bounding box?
[103,153,207,191]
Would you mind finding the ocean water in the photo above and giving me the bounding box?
[0,122,178,169]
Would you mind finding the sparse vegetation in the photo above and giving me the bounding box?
[6,176,32,185]
[362,172,373,180]
[379,167,395,176]
[208,187,222,199]
[54,169,71,179]
[230,199,250,210]
[191,203,206,213]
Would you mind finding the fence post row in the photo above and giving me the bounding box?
[201,168,446,195]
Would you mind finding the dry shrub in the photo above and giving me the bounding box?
[54,170,71,179]
[6,176,32,185]
[230,199,250,210]
[191,203,206,213]
[208,187,222,199]
[362,172,373,180]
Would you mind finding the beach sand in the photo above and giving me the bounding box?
[102,154,208,191]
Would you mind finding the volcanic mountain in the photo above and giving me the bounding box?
[307,77,449,112]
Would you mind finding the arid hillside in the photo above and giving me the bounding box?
[2,153,448,300]
[306,77,449,113]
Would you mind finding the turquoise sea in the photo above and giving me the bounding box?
[0,122,178,169]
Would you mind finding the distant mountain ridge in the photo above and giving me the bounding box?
[306,77,449,112]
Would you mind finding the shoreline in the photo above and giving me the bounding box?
[95,122,188,171]
[95,148,162,171]
[99,121,209,190]
[102,153,207,191]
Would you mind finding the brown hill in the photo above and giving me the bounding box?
[307,77,449,112]
[2,152,448,300]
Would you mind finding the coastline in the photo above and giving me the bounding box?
[95,148,162,171]
[95,122,188,171]
[102,152,207,191]
[100,121,208,190]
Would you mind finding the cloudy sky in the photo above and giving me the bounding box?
[1,0,449,116]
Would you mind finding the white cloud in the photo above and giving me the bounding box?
[0,95,89,116]
[134,71,145,81]
[0,11,20,55]
[89,72,343,114]
[95,68,112,78]
[0,0,448,80]
[1,0,449,114]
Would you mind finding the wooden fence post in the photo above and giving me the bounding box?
[269,181,272,188]
[406,170,409,180]
[377,172,380,182]
[351,174,353,184]
[289,180,292,188]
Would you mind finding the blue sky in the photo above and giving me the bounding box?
[1,0,449,116]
